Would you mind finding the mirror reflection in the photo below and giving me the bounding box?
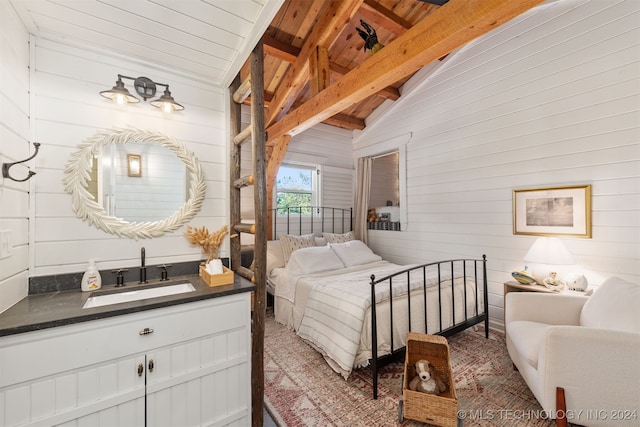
[87,142,189,223]
[63,128,206,239]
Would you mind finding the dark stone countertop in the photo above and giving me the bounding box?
[0,273,255,337]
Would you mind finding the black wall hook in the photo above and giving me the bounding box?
[2,142,41,182]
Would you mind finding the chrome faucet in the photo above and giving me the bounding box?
[140,247,148,284]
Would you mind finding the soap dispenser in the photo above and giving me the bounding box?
[81,259,102,291]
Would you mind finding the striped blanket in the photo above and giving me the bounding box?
[296,263,467,379]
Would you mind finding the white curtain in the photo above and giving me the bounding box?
[354,156,372,244]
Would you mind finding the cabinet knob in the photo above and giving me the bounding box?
[137,363,144,377]
[139,327,154,336]
[148,359,155,372]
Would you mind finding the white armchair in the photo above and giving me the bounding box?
[505,277,640,426]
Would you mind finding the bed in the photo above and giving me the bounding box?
[267,233,488,399]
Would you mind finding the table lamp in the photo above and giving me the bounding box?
[524,237,575,289]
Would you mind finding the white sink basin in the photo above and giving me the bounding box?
[83,281,196,309]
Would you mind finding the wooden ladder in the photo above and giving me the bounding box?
[229,40,267,427]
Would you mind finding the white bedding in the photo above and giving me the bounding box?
[272,258,481,379]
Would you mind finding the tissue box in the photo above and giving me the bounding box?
[199,265,234,287]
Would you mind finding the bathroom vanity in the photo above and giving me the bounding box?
[0,274,254,426]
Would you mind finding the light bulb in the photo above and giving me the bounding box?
[116,93,126,105]
[162,102,173,113]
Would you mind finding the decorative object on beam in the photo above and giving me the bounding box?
[2,142,40,182]
[356,20,384,54]
[100,74,184,112]
[417,0,449,5]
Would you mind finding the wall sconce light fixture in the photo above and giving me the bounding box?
[100,74,184,112]
[127,154,142,177]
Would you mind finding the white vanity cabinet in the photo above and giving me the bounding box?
[0,293,252,426]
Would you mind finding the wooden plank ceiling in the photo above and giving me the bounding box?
[241,0,443,133]
[238,0,545,196]
[239,0,545,146]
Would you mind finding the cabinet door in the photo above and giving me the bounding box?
[145,298,251,426]
[0,354,145,427]
[1,293,251,426]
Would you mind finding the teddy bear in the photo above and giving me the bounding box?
[408,359,448,396]
[367,208,377,222]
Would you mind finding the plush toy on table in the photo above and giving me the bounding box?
[367,208,378,222]
[408,359,448,396]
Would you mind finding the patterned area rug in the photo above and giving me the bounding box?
[264,315,555,426]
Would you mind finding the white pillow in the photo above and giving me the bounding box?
[266,240,285,275]
[279,233,316,263]
[322,231,355,244]
[580,277,640,333]
[330,240,382,268]
[314,236,327,246]
[286,246,345,275]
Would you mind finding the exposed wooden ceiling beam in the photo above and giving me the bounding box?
[360,0,412,35]
[265,0,364,126]
[266,0,545,142]
[309,46,330,97]
[263,35,400,101]
[263,34,298,63]
[328,63,400,100]
[245,94,365,131]
[322,113,366,130]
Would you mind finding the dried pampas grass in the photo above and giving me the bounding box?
[185,225,229,263]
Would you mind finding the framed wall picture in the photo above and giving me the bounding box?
[513,185,591,238]
[127,154,142,177]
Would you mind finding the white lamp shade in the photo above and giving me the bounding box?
[524,237,575,265]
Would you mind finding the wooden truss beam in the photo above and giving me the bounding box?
[266,0,545,142]
[265,134,292,240]
[246,93,365,131]
[265,0,364,126]
[322,113,366,130]
[263,34,298,63]
[360,0,412,35]
[263,33,400,101]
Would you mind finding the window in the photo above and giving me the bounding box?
[370,152,399,208]
[368,151,402,231]
[276,164,319,215]
[354,133,409,231]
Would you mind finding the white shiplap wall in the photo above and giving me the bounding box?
[30,37,228,278]
[0,1,31,313]
[239,107,354,242]
[110,143,187,223]
[354,0,640,331]
[321,165,354,211]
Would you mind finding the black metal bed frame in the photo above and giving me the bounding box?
[368,255,488,399]
[268,209,487,400]
[270,206,353,239]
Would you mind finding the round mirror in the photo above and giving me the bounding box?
[63,128,206,239]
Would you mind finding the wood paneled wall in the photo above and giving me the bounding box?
[25,37,227,280]
[354,0,640,331]
[0,1,31,313]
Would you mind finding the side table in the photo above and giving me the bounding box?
[504,280,556,296]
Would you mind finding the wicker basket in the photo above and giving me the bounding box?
[401,332,458,426]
